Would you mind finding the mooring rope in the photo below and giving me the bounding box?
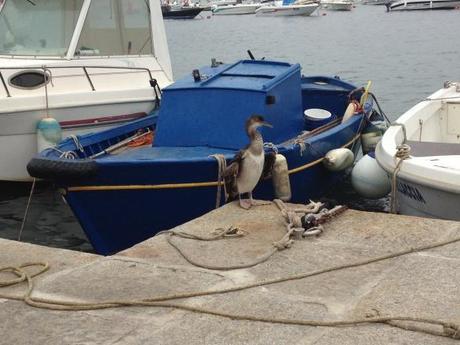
[209,154,228,208]
[161,200,329,271]
[17,178,36,241]
[2,230,460,339]
[2,201,460,340]
[390,144,411,214]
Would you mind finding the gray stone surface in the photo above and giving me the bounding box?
[1,202,460,344]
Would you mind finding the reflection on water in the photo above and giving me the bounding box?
[1,5,459,252]
[0,182,93,252]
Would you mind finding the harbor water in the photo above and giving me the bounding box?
[1,5,459,252]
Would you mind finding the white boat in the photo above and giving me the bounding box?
[212,2,261,14]
[386,0,460,10]
[321,0,353,10]
[362,0,389,5]
[376,82,460,221]
[0,0,173,181]
[256,0,319,16]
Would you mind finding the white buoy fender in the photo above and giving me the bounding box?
[351,152,391,199]
[361,121,388,154]
[323,148,354,171]
[341,102,358,124]
[37,117,62,152]
[272,154,291,201]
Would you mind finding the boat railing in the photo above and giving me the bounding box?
[0,65,157,98]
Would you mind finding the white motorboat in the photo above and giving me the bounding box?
[386,0,460,10]
[376,82,460,221]
[362,0,389,5]
[256,0,319,16]
[0,0,173,181]
[321,0,353,10]
[212,2,261,14]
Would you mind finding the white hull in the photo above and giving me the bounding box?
[322,1,353,10]
[362,0,388,4]
[388,0,460,10]
[0,100,155,181]
[393,177,460,220]
[376,82,460,221]
[212,3,261,14]
[256,3,319,16]
[0,0,173,181]
[0,62,171,181]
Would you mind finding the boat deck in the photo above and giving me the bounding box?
[100,146,237,162]
[2,203,460,344]
[407,140,460,157]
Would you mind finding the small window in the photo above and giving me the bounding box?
[9,71,49,89]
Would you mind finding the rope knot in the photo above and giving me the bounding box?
[443,323,460,339]
[395,144,411,160]
[273,235,294,250]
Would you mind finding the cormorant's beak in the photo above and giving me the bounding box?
[261,121,273,128]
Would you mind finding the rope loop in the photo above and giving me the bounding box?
[209,154,228,208]
[390,143,411,213]
[263,142,278,155]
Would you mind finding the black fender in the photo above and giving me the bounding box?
[27,158,98,180]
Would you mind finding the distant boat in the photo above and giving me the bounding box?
[256,0,320,16]
[321,0,353,10]
[161,4,204,18]
[0,0,173,181]
[362,0,389,5]
[386,0,460,10]
[29,58,385,255]
[376,82,460,220]
[212,3,261,14]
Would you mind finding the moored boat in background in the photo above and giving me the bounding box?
[376,82,460,220]
[0,0,173,181]
[212,2,261,15]
[256,0,320,16]
[161,3,204,18]
[386,0,460,10]
[321,0,353,10]
[29,56,384,255]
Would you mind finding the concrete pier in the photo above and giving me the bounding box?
[1,202,460,344]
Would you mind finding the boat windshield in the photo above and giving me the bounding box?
[0,0,84,56]
[76,0,153,57]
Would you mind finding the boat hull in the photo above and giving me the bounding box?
[322,2,353,10]
[162,7,204,18]
[0,102,154,181]
[61,116,362,255]
[256,4,319,16]
[388,0,460,10]
[212,4,261,14]
[395,177,460,221]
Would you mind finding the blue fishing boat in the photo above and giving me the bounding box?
[28,59,382,255]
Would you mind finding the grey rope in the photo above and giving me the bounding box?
[209,154,227,208]
[161,200,327,271]
[2,232,460,340]
[390,144,411,214]
[18,178,36,241]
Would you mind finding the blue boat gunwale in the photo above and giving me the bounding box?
[64,114,364,192]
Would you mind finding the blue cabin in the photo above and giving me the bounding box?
[154,60,305,150]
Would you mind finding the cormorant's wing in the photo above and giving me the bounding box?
[223,149,247,201]
[260,151,276,181]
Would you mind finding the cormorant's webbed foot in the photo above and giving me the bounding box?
[239,197,252,210]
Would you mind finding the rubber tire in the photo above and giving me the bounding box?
[27,158,98,180]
